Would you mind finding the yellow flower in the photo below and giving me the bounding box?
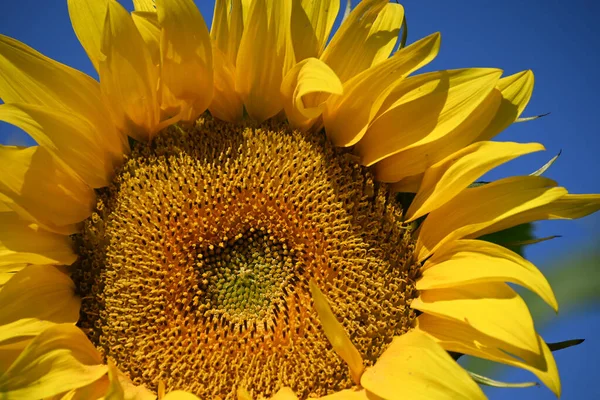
[0,0,598,399]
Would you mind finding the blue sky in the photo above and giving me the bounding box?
[0,1,598,398]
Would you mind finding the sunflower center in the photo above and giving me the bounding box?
[72,117,420,399]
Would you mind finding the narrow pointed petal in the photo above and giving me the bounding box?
[0,146,95,234]
[133,0,156,11]
[0,103,121,188]
[416,176,566,261]
[104,361,155,400]
[131,11,161,67]
[321,0,404,83]
[291,0,341,60]
[0,265,80,343]
[156,0,214,123]
[67,0,109,72]
[0,211,76,267]
[310,281,364,384]
[406,141,545,221]
[417,314,560,397]
[357,68,502,166]
[100,1,160,141]
[476,70,535,141]
[324,32,440,147]
[418,239,558,311]
[0,324,107,399]
[524,193,600,220]
[281,57,343,129]
[236,0,294,122]
[211,0,244,66]
[360,330,485,400]
[412,282,540,355]
[0,35,124,155]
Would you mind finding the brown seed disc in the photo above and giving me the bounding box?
[72,117,420,399]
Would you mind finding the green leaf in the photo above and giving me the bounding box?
[478,223,535,257]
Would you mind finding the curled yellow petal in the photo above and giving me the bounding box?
[417,314,560,397]
[416,176,566,261]
[100,0,160,141]
[0,324,107,399]
[360,330,485,400]
[412,282,540,355]
[323,32,440,147]
[321,0,404,83]
[309,280,364,385]
[281,57,343,129]
[157,0,214,123]
[406,141,545,221]
[0,146,95,235]
[0,265,80,344]
[418,239,558,311]
[357,68,502,166]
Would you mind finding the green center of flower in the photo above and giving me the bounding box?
[71,117,420,399]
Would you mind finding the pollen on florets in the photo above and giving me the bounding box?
[72,117,420,399]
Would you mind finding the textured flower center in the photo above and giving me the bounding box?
[72,118,420,399]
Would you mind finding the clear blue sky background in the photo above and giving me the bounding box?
[0,1,598,399]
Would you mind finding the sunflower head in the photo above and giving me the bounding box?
[0,1,599,399]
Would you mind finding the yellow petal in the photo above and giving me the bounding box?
[162,391,201,400]
[209,45,244,122]
[417,314,560,397]
[0,211,76,267]
[0,103,121,188]
[411,282,540,355]
[406,141,545,221]
[291,0,341,60]
[309,280,364,385]
[0,337,31,375]
[418,239,558,311]
[0,146,95,234]
[133,0,156,11]
[0,324,107,399]
[416,176,566,261]
[0,265,80,344]
[281,57,343,129]
[476,70,535,141]
[321,0,404,83]
[323,32,440,147]
[67,0,109,72]
[131,11,161,68]
[315,389,370,400]
[236,0,294,122]
[55,378,110,400]
[357,68,502,166]
[517,193,600,221]
[371,89,501,183]
[0,34,125,156]
[390,173,423,193]
[100,0,160,141]
[211,0,244,66]
[360,330,485,400]
[271,387,298,400]
[156,0,214,123]
[237,386,252,400]
[103,360,155,400]
[0,264,25,288]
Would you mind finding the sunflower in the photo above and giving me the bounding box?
[0,0,598,399]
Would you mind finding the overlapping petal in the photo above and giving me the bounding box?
[0,265,80,344]
[291,0,340,61]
